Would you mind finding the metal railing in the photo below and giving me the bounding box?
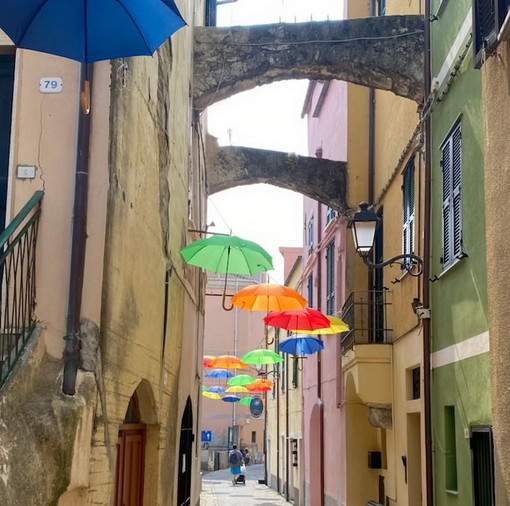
[341,290,392,353]
[0,191,43,387]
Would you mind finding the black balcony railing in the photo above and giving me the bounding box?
[341,290,392,353]
[0,191,43,387]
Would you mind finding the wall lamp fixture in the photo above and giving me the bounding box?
[350,202,423,276]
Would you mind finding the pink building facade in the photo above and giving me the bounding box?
[301,80,349,506]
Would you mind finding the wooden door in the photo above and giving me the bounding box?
[115,423,146,506]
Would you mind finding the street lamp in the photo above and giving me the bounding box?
[350,202,423,275]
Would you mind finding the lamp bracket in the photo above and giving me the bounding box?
[362,253,423,277]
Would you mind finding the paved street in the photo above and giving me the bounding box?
[200,464,290,505]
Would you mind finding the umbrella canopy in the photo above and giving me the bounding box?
[222,395,241,403]
[278,335,325,355]
[241,349,283,365]
[180,235,273,275]
[264,308,330,331]
[206,386,226,393]
[227,374,256,386]
[296,315,350,335]
[247,378,273,388]
[232,283,307,311]
[0,0,186,63]
[202,391,221,400]
[246,384,272,392]
[226,385,249,393]
[210,355,248,369]
[203,355,216,368]
[239,397,254,406]
[205,368,234,379]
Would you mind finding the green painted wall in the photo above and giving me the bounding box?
[429,1,490,505]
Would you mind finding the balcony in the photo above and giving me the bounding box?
[341,291,393,407]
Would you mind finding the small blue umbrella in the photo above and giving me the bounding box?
[0,0,186,63]
[222,395,241,403]
[205,368,234,379]
[278,335,325,355]
[207,386,226,393]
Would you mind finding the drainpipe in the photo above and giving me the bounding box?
[423,3,434,505]
[317,202,325,506]
[63,63,93,395]
[276,364,280,492]
[285,355,290,501]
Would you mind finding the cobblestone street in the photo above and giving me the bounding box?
[200,464,290,505]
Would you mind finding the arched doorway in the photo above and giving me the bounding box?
[114,393,146,506]
[177,397,194,506]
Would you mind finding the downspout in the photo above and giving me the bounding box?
[423,4,434,505]
[317,202,325,506]
[276,364,280,492]
[285,355,290,501]
[63,63,93,395]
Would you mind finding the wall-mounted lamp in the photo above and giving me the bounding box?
[350,202,423,276]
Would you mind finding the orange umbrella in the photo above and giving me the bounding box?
[247,378,274,388]
[210,354,248,369]
[246,384,272,392]
[203,355,216,368]
[232,283,306,311]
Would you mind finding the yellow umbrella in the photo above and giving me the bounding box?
[296,315,349,335]
[202,391,221,399]
[226,385,249,393]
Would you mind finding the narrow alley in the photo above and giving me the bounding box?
[201,464,290,506]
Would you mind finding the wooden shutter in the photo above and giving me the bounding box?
[452,126,462,258]
[471,427,496,506]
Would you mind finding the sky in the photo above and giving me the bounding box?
[206,0,344,283]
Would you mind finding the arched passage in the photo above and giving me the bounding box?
[177,397,194,506]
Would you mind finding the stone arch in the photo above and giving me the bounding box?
[194,15,424,110]
[133,378,159,425]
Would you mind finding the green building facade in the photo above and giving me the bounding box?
[429,0,492,505]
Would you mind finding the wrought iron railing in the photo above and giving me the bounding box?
[341,290,392,353]
[0,191,43,387]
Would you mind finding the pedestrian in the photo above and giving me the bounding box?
[243,448,250,466]
[228,444,244,485]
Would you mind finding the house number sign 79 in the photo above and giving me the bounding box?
[39,77,63,93]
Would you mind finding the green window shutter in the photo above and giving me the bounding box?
[402,159,415,260]
[441,137,452,267]
[452,125,462,258]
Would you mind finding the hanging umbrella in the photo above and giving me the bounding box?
[202,385,207,391]
[222,395,241,403]
[264,308,330,331]
[180,235,273,310]
[228,374,256,386]
[239,397,254,406]
[205,368,234,379]
[232,283,307,311]
[210,355,248,369]
[203,355,217,368]
[296,315,350,335]
[278,335,325,355]
[246,378,273,389]
[241,349,283,365]
[206,386,226,393]
[202,391,221,400]
[226,385,249,393]
[246,384,272,392]
[0,0,186,63]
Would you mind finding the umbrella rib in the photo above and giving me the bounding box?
[15,0,53,48]
[117,1,155,54]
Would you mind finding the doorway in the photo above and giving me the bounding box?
[115,394,146,506]
[177,397,194,506]
[0,54,15,230]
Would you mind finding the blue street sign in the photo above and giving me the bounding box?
[201,430,212,442]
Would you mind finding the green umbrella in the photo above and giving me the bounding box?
[228,374,256,386]
[239,397,254,406]
[180,235,273,275]
[180,234,273,310]
[241,349,283,365]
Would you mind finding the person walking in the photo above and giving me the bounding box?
[228,444,244,485]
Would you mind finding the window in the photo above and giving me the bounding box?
[445,406,458,492]
[402,158,415,264]
[307,216,314,254]
[326,241,335,315]
[471,426,495,505]
[307,274,314,307]
[441,122,463,269]
[251,431,256,443]
[326,206,337,224]
[473,0,510,68]
[292,356,299,388]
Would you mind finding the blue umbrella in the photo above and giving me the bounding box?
[207,386,226,393]
[0,0,186,63]
[278,335,325,355]
[222,395,241,403]
[205,368,234,379]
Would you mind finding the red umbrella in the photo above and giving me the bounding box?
[264,308,330,331]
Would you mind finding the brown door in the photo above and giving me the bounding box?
[115,423,146,506]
